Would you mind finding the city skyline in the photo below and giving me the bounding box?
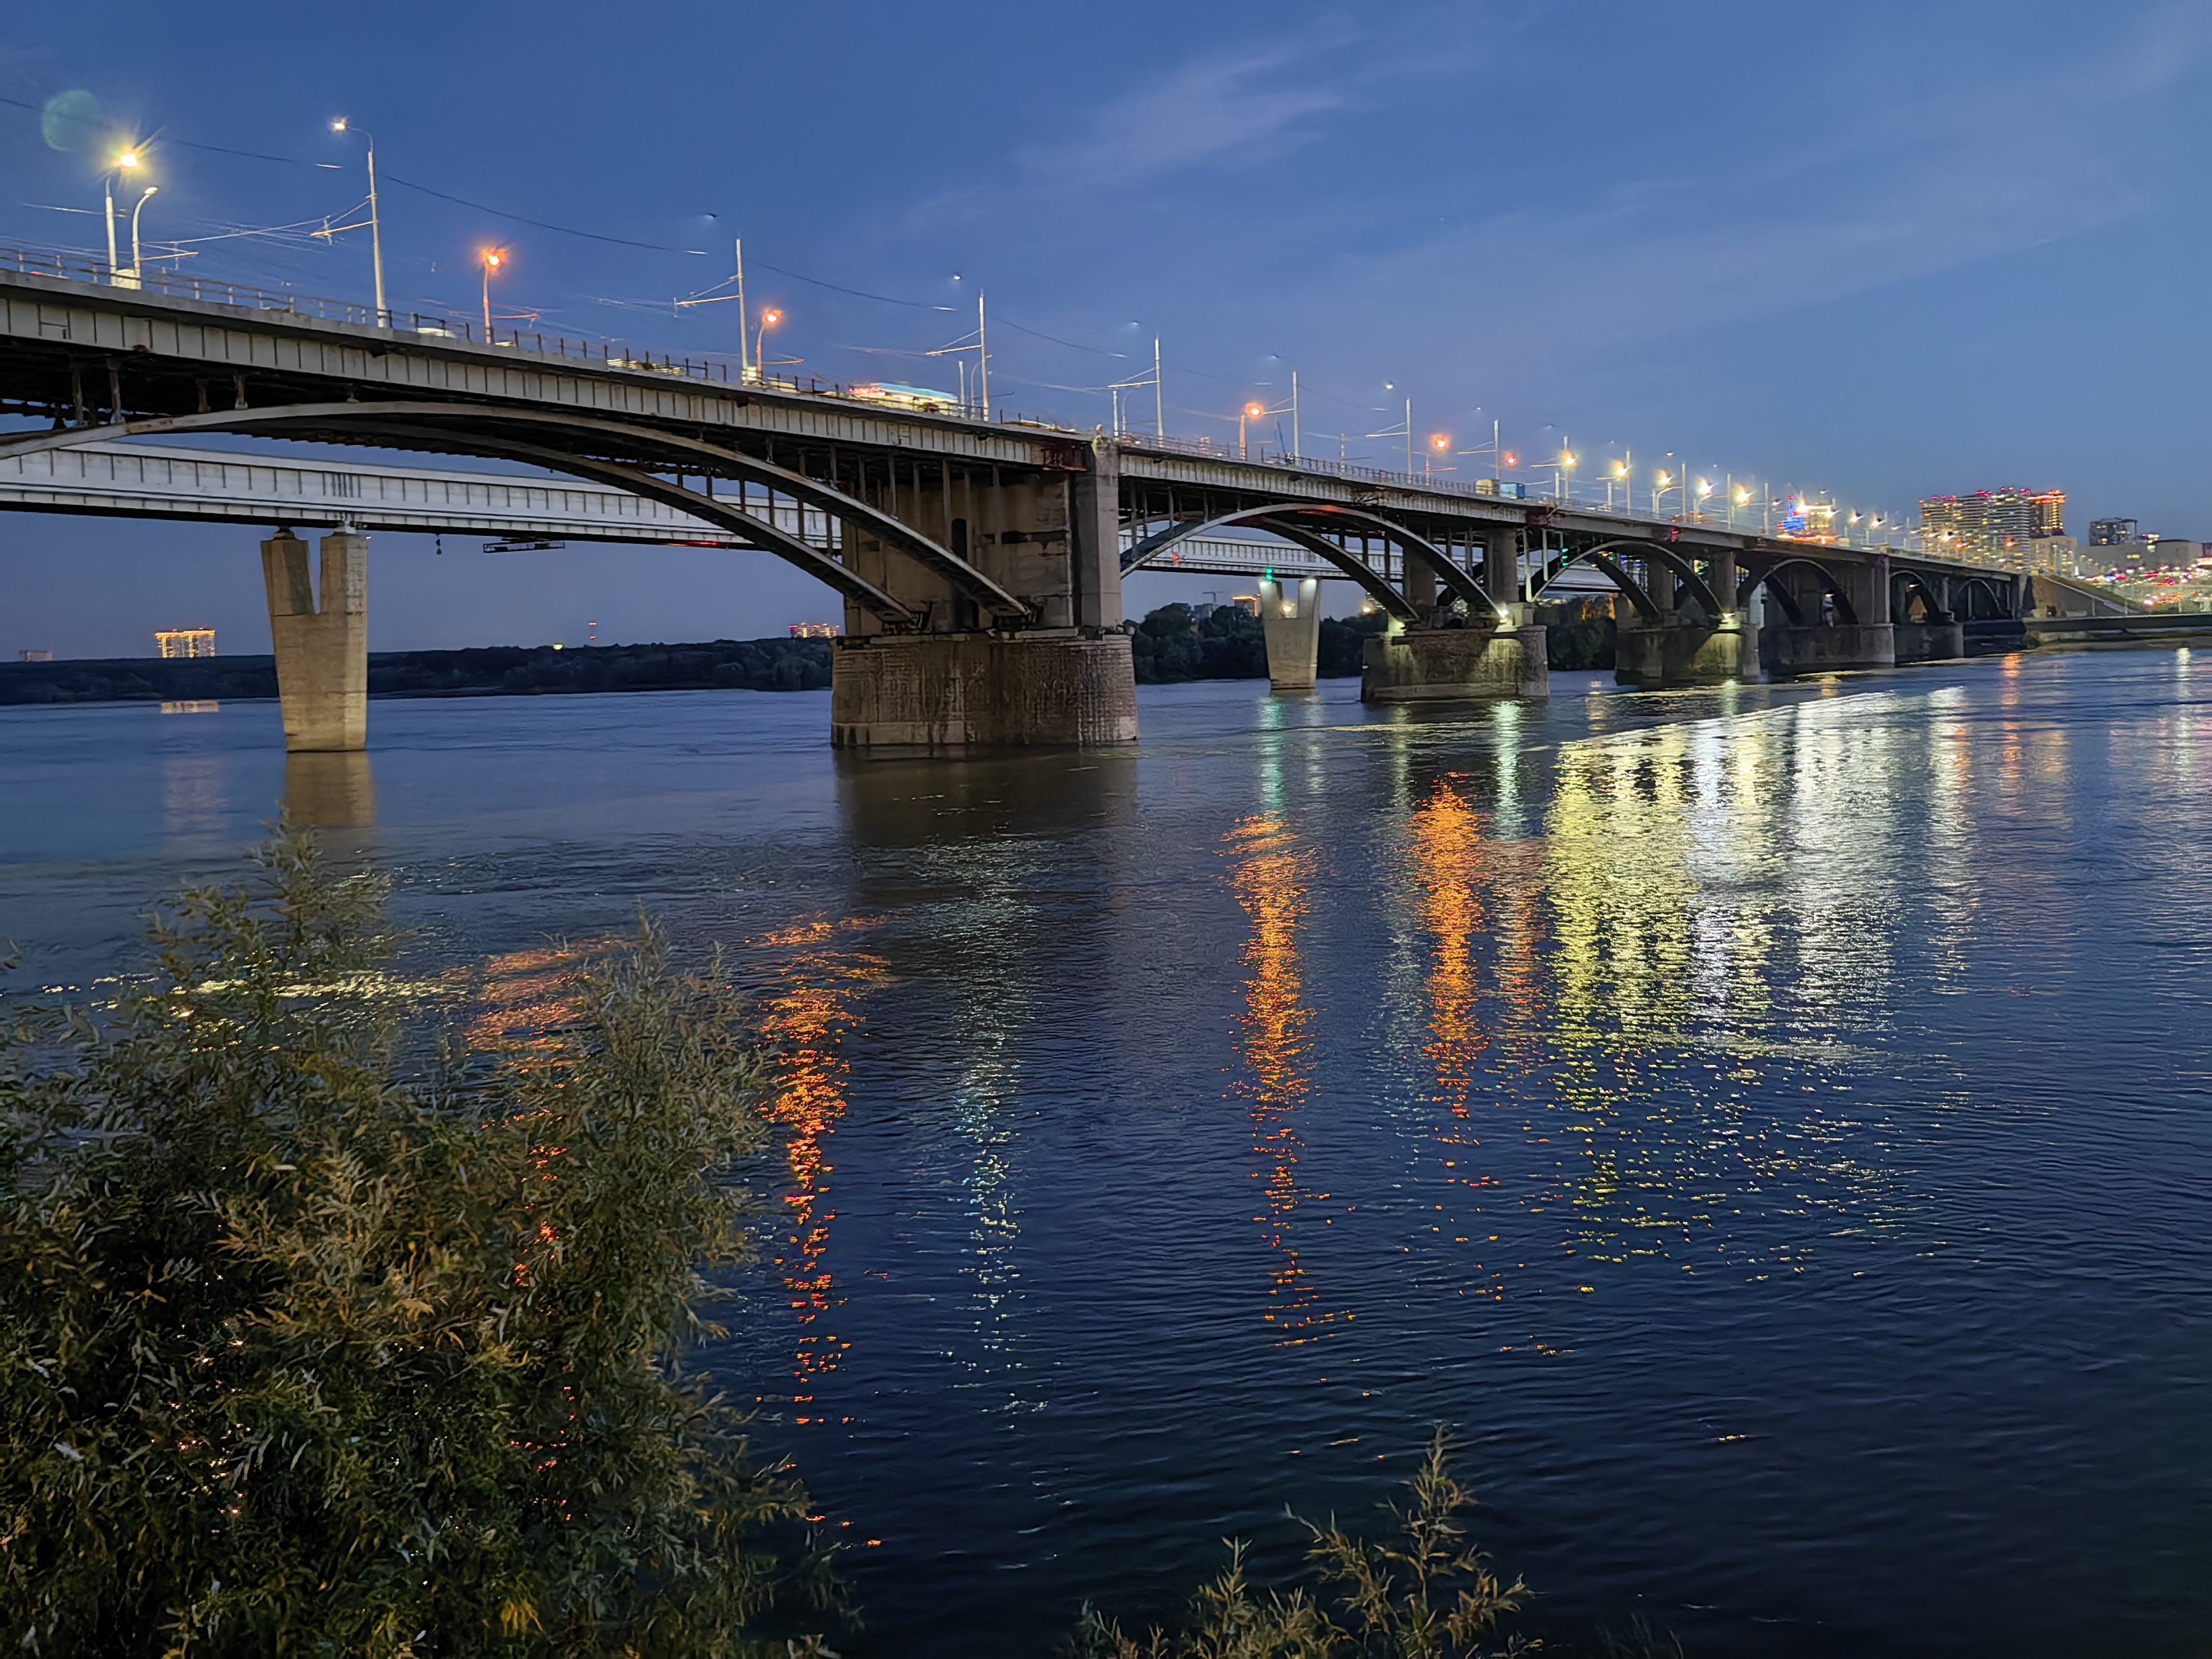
[4,1,2210,655]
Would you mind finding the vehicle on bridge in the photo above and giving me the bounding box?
[847,382,969,415]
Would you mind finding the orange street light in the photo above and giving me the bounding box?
[756,306,783,377]
[1240,400,1267,458]
[480,247,506,339]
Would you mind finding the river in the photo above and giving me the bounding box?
[3,651,2207,1655]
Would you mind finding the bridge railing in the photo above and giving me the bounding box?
[0,245,1098,435]
[1114,430,1924,552]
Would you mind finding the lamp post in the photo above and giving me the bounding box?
[1430,432,1450,481]
[1241,401,1264,459]
[125,185,158,287]
[330,120,388,327]
[103,149,140,282]
[481,248,504,339]
[756,308,782,381]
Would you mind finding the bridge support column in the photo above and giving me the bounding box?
[1361,623,1548,704]
[1895,616,1965,664]
[261,528,367,752]
[1763,623,1896,675]
[1258,575,1322,691]
[1613,616,1747,686]
[829,633,1138,748]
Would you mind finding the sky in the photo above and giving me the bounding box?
[3,0,2209,657]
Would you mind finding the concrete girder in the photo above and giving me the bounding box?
[1530,538,1725,619]
[1737,557,1857,626]
[0,401,1018,624]
[1529,546,1663,621]
[1892,569,1948,623]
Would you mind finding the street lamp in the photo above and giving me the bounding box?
[330,120,389,327]
[125,186,158,287]
[103,149,140,283]
[1241,400,1264,459]
[1554,446,1578,504]
[756,308,782,381]
[481,248,505,339]
[1429,432,1450,481]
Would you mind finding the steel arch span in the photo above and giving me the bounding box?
[1528,538,1726,620]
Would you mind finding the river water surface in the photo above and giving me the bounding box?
[3,652,2208,1655]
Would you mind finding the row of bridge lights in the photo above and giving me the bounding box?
[1215,393,1907,542]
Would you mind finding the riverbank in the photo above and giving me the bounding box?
[0,636,834,706]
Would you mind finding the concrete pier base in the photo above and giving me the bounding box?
[1258,575,1322,692]
[1614,619,1747,687]
[1361,624,1549,703]
[1894,619,1966,664]
[1761,622,1896,676]
[262,529,367,752]
[830,631,1138,748]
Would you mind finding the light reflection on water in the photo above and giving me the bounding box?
[2,655,2209,1658]
[1227,813,1331,1341]
[753,917,885,1419]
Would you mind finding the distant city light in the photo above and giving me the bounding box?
[154,628,215,659]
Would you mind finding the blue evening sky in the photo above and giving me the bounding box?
[3,1,2206,656]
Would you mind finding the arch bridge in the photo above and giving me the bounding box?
[0,258,2028,748]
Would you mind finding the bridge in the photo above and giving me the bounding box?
[0,250,2047,753]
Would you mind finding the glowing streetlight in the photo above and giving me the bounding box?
[1240,399,1265,458]
[103,149,141,283]
[756,307,783,379]
[330,119,388,326]
[480,248,506,338]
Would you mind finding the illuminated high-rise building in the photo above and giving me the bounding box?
[154,628,217,659]
[2088,518,2138,547]
[1919,488,2063,570]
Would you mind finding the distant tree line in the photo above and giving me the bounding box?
[0,638,835,706]
[1131,603,1389,684]
[1131,600,1619,681]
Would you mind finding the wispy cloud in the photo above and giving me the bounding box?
[1012,40,1354,191]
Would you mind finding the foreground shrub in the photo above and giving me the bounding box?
[1067,1430,1529,1658]
[0,827,835,1656]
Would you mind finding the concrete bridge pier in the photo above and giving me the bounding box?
[1759,552,1895,677]
[1614,616,1747,686]
[829,437,1139,748]
[1359,532,1548,704]
[1257,575,1322,691]
[261,528,368,752]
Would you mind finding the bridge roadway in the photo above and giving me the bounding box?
[0,258,2033,751]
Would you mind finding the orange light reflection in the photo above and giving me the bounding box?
[1226,814,1334,1342]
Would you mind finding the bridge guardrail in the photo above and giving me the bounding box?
[0,245,1097,437]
